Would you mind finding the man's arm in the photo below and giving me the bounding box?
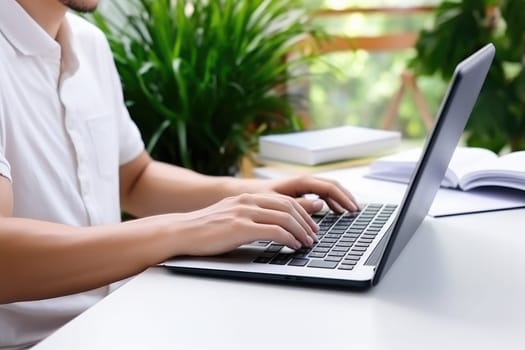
[120,151,359,217]
[1,151,356,303]
[119,151,242,216]
[0,176,182,303]
[0,169,319,303]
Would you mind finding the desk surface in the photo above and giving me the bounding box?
[32,170,525,350]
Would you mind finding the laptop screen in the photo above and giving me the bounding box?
[372,44,495,285]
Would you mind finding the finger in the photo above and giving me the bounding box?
[230,217,302,250]
[300,177,359,212]
[255,224,302,250]
[252,195,316,246]
[274,195,319,242]
[246,209,308,249]
[325,197,346,214]
[294,198,323,243]
[282,196,320,244]
[334,181,360,211]
[295,197,325,214]
[274,176,358,212]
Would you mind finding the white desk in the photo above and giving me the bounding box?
[32,169,525,350]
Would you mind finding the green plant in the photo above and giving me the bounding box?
[411,0,525,152]
[91,0,321,175]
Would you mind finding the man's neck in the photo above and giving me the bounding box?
[16,0,67,39]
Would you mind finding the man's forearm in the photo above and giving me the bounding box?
[121,160,269,217]
[0,216,177,303]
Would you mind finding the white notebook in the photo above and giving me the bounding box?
[258,126,401,165]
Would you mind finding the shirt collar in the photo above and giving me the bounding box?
[0,0,79,75]
[0,0,60,57]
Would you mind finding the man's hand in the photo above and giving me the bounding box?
[167,175,358,257]
[255,176,359,214]
[170,192,319,256]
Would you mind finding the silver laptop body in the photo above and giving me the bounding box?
[162,44,495,288]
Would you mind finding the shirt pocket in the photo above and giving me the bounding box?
[86,115,118,178]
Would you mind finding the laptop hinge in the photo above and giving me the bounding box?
[364,227,392,267]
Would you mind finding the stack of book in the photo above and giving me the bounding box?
[254,126,402,178]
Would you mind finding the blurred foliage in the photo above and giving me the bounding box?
[411,0,525,152]
[89,0,321,175]
[302,0,444,139]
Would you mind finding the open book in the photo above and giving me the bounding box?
[367,147,525,192]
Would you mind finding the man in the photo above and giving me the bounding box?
[0,0,358,348]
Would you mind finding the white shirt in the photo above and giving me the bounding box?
[0,1,145,349]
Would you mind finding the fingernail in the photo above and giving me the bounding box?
[312,199,324,212]
[307,236,314,246]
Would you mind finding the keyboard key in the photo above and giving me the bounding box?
[288,258,309,267]
[317,243,334,248]
[328,251,346,257]
[333,246,350,252]
[312,247,330,253]
[250,241,271,247]
[296,247,311,253]
[344,256,360,261]
[325,256,343,262]
[253,256,272,263]
[347,251,364,256]
[270,254,292,265]
[352,247,367,252]
[369,225,384,229]
[341,259,357,265]
[265,244,283,253]
[338,265,355,270]
[354,243,370,248]
[312,215,325,223]
[330,226,346,231]
[308,260,338,269]
[308,252,327,259]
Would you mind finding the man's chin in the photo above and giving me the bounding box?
[59,0,98,13]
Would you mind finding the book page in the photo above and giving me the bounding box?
[367,147,482,188]
[459,151,525,191]
[447,147,498,180]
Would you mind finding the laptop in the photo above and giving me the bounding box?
[162,44,495,288]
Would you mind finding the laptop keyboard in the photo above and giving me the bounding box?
[251,203,397,270]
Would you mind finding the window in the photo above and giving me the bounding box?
[301,0,445,138]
